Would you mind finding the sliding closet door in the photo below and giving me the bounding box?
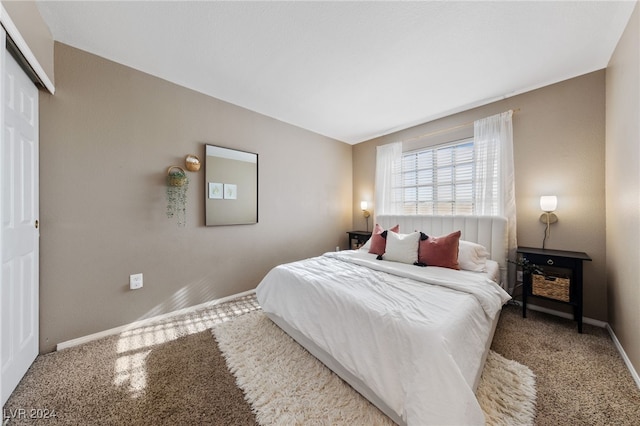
[0,27,40,407]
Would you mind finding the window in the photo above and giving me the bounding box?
[395,138,477,215]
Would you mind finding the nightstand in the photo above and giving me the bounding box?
[517,247,591,333]
[346,231,372,250]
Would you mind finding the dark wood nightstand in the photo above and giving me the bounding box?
[517,247,591,333]
[346,231,372,250]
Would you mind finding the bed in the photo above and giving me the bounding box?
[255,215,511,425]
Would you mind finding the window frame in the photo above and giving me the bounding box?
[395,137,476,215]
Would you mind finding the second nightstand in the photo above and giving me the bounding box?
[517,247,592,333]
[346,231,372,250]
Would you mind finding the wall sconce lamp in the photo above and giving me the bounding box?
[539,195,558,249]
[361,201,371,232]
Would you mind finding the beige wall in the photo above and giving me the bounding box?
[606,3,640,376]
[2,0,54,85]
[39,43,352,353]
[353,71,607,321]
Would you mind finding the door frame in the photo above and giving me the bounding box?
[0,4,55,95]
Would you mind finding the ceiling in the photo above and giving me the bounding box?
[35,1,636,144]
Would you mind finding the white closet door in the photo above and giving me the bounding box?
[0,28,40,407]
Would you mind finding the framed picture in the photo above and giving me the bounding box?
[208,182,224,199]
[205,144,258,226]
[224,183,237,200]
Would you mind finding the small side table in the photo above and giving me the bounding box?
[346,231,372,250]
[517,247,591,333]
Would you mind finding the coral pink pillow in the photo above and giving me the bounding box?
[368,223,400,255]
[418,230,461,270]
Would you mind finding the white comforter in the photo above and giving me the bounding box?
[256,250,511,425]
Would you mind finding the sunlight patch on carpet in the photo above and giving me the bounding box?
[113,295,259,397]
[213,310,536,425]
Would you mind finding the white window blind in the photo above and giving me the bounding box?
[395,138,477,215]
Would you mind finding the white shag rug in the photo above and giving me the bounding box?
[213,311,536,425]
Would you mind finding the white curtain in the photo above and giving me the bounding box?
[474,111,517,292]
[375,142,402,216]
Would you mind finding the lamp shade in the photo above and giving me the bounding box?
[360,201,368,210]
[540,196,557,212]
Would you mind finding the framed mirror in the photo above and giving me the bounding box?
[205,145,258,226]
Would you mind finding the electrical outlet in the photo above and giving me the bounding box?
[130,273,143,290]
[517,270,523,282]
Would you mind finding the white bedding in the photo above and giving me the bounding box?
[256,250,511,425]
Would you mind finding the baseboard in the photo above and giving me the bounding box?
[606,324,640,390]
[56,289,256,351]
[510,300,640,390]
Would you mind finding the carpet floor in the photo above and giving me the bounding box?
[3,294,640,425]
[492,304,640,425]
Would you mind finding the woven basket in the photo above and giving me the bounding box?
[185,154,201,172]
[166,166,187,187]
[532,273,570,302]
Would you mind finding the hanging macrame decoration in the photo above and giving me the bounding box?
[166,166,189,226]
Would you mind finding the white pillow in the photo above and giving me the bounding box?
[383,231,420,264]
[458,240,490,272]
